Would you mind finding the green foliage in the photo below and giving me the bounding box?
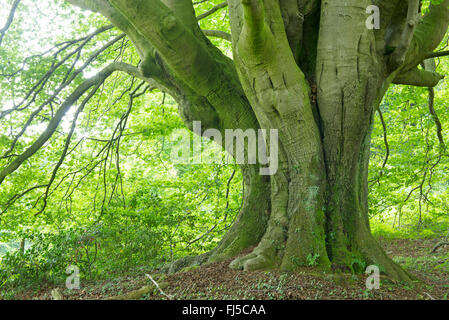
[369,82,449,238]
[350,255,367,274]
[306,253,320,267]
[0,1,241,292]
[0,228,98,288]
[0,0,448,296]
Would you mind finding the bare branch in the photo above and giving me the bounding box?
[1,184,47,216]
[202,29,231,42]
[425,50,449,60]
[378,108,390,171]
[196,2,228,21]
[424,58,445,149]
[428,87,445,149]
[108,0,223,96]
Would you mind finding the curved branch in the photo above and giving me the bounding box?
[202,29,231,42]
[67,0,153,58]
[0,24,115,120]
[0,32,125,161]
[196,2,228,21]
[107,0,226,97]
[1,184,47,216]
[422,58,444,149]
[428,87,445,149]
[35,80,104,216]
[393,67,444,87]
[378,108,390,171]
[0,62,144,187]
[425,50,449,59]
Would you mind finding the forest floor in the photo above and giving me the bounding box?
[10,237,449,300]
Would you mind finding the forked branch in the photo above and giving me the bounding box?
[0,62,145,187]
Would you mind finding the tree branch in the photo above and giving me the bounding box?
[378,108,390,171]
[0,0,21,46]
[388,0,420,71]
[202,29,231,41]
[240,0,265,38]
[424,50,449,60]
[196,2,228,21]
[0,32,125,162]
[35,79,105,216]
[0,62,144,187]
[424,58,445,149]
[428,86,445,149]
[67,0,154,58]
[393,67,444,87]
[107,0,224,97]
[401,0,449,70]
[0,24,115,120]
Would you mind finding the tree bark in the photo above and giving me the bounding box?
[62,0,449,281]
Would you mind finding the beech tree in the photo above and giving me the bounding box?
[1,0,448,282]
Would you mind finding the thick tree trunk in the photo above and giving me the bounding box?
[157,0,413,280]
[67,0,449,282]
[223,103,412,281]
[214,0,412,281]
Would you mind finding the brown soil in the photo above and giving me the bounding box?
[11,238,449,300]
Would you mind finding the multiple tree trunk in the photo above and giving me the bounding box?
[58,0,449,281]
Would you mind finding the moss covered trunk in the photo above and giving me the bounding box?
[66,0,449,282]
[153,0,412,281]
[218,0,412,281]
